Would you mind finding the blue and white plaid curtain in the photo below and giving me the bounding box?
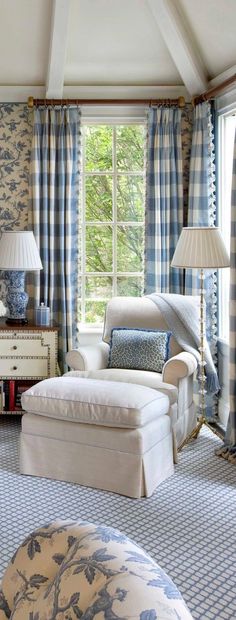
[30,107,80,372]
[145,107,184,294]
[216,128,236,463]
[185,102,216,300]
[185,102,218,417]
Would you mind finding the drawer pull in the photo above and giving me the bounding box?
[13,346,17,350]
[12,366,17,370]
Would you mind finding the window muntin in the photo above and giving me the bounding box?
[78,123,145,327]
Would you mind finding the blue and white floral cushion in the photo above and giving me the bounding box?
[0,520,193,619]
[108,327,171,373]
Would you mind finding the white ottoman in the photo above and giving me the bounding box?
[20,377,174,498]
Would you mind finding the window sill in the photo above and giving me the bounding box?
[78,325,103,335]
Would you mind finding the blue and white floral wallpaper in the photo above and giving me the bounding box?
[0,103,32,309]
[0,104,31,231]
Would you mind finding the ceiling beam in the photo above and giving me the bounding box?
[208,64,236,89]
[147,0,208,96]
[46,0,72,98]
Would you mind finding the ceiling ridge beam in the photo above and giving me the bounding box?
[147,0,207,96]
[46,0,72,98]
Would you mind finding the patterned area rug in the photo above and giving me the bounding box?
[0,416,235,620]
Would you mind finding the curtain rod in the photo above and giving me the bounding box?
[193,73,236,105]
[27,95,185,108]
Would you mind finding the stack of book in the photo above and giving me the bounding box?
[0,381,4,411]
[15,383,32,410]
[0,380,36,412]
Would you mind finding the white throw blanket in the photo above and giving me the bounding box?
[148,293,220,394]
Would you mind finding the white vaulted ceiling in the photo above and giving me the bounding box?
[0,0,235,102]
[66,0,180,86]
[0,0,52,85]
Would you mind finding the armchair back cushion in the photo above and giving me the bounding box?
[103,296,182,358]
[108,327,171,372]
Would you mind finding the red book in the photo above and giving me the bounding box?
[9,380,16,411]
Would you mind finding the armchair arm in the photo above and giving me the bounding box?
[65,342,110,371]
[162,352,197,387]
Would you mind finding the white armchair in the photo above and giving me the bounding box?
[66,296,198,452]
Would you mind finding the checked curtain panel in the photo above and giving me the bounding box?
[185,102,218,418]
[30,107,80,373]
[145,106,184,295]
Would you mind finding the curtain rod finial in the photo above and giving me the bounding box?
[28,96,34,108]
[178,96,185,108]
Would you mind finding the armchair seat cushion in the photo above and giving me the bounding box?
[64,368,178,405]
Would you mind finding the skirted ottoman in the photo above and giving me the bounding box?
[20,376,174,498]
[0,520,194,620]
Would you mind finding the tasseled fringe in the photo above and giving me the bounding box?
[206,372,220,395]
[215,445,236,464]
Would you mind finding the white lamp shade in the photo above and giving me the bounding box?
[0,231,43,271]
[171,227,230,269]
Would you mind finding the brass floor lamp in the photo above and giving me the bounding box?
[171,226,230,449]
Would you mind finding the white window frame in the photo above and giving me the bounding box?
[217,110,236,341]
[79,109,146,331]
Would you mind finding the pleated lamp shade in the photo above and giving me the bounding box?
[171,227,230,269]
[0,231,43,271]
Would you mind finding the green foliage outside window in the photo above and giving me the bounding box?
[80,124,145,325]
[85,176,113,221]
[85,126,113,171]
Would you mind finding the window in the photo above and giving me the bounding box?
[78,123,145,327]
[218,112,236,341]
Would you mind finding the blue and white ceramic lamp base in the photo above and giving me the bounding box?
[5,270,29,324]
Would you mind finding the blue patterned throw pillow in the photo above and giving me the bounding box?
[108,327,171,373]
